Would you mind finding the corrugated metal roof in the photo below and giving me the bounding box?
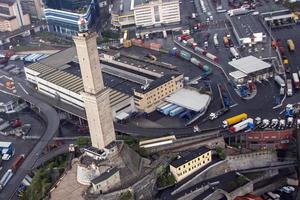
[26,62,56,75]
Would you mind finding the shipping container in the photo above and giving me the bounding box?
[230,47,239,59]
[169,107,185,117]
[12,154,25,172]
[190,57,203,67]
[222,113,248,128]
[287,79,293,96]
[179,50,192,61]
[274,75,285,87]
[292,73,300,89]
[163,105,178,115]
[206,53,218,62]
[194,46,207,55]
[229,118,254,133]
[213,33,219,47]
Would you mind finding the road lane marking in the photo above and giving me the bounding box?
[18,83,29,95]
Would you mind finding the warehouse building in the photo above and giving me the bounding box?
[229,56,273,83]
[24,62,135,121]
[133,73,183,113]
[170,147,212,182]
[227,12,267,45]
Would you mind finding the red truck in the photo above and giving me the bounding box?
[10,119,22,128]
[12,154,25,172]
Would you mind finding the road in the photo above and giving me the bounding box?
[0,78,60,199]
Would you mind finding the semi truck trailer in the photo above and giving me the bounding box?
[222,113,248,128]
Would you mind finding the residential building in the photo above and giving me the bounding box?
[44,0,99,36]
[170,147,212,182]
[0,0,31,32]
[91,167,121,193]
[134,0,180,28]
[133,73,183,113]
[20,0,44,19]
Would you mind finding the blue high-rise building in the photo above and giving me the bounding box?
[44,0,99,36]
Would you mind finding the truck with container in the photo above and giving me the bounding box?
[229,47,239,59]
[0,169,13,190]
[292,73,300,89]
[222,113,248,128]
[287,79,293,96]
[213,33,219,47]
[274,75,285,88]
[287,39,295,51]
[229,118,254,133]
[12,154,25,172]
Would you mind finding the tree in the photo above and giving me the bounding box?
[216,146,226,159]
[119,190,133,200]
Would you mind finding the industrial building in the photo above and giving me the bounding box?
[170,147,212,182]
[44,0,99,36]
[134,0,180,28]
[229,56,273,83]
[111,0,180,28]
[227,11,267,45]
[0,0,31,32]
[24,62,135,121]
[133,73,184,113]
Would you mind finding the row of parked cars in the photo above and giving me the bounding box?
[0,64,22,75]
[254,117,300,130]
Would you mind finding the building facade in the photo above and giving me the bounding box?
[20,0,44,19]
[91,167,121,194]
[44,0,99,36]
[0,0,31,32]
[111,0,135,28]
[134,0,180,28]
[134,73,183,113]
[170,147,212,182]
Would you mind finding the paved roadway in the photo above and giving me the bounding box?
[0,78,60,199]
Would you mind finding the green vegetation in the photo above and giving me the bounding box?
[216,146,226,159]
[119,190,133,200]
[237,176,248,186]
[228,181,238,191]
[97,30,120,44]
[36,32,73,45]
[228,175,248,192]
[22,153,69,200]
[157,172,176,188]
[76,136,91,147]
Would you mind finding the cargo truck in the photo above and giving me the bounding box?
[229,118,254,133]
[287,39,295,51]
[274,75,285,87]
[0,169,13,190]
[213,33,219,47]
[292,73,300,89]
[287,79,293,96]
[222,113,248,128]
[229,47,239,59]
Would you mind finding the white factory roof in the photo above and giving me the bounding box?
[165,88,211,112]
[228,56,271,75]
[229,70,247,80]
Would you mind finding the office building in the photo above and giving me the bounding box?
[20,0,44,19]
[170,147,212,182]
[0,0,31,32]
[134,0,180,27]
[134,73,183,113]
[44,0,99,36]
[73,19,115,149]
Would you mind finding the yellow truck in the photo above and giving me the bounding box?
[222,113,248,128]
[287,39,295,51]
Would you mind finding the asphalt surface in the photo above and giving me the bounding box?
[0,76,60,199]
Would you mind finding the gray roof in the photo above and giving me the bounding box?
[229,70,247,80]
[228,56,272,75]
[112,0,133,15]
[91,167,119,184]
[230,13,266,39]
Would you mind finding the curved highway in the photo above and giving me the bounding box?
[0,78,60,200]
